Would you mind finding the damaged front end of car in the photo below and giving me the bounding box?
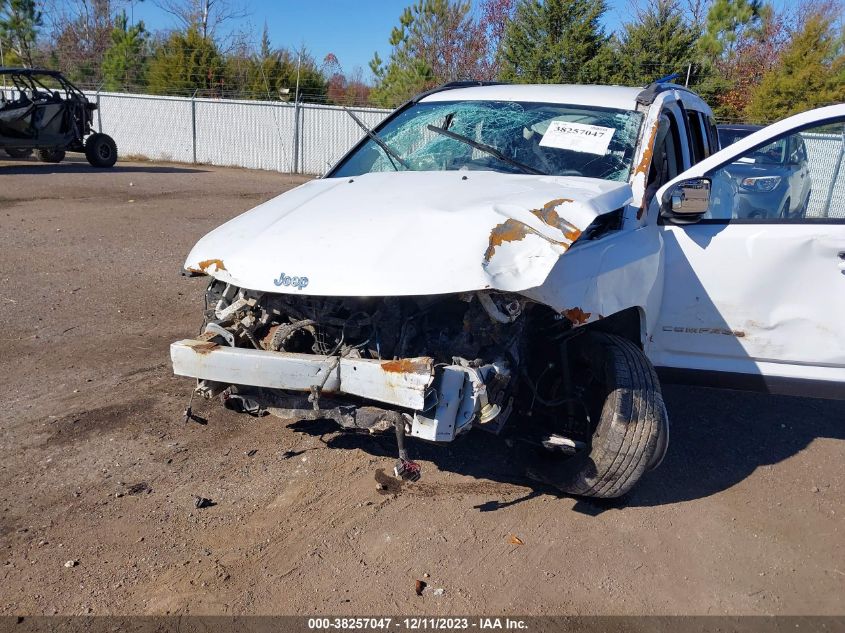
[170,169,669,497]
[171,283,545,479]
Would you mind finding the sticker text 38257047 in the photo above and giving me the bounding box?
[539,121,615,155]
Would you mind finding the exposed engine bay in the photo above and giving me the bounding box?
[216,283,523,366]
[203,280,527,430]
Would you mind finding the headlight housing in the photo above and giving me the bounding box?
[739,175,781,192]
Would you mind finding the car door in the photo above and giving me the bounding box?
[647,105,845,398]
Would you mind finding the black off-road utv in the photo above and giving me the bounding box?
[0,68,117,167]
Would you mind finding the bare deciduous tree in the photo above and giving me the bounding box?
[43,0,119,83]
[683,0,711,28]
[152,0,248,39]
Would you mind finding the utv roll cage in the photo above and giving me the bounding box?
[0,67,87,101]
[0,67,118,167]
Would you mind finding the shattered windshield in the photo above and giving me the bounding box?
[331,100,644,181]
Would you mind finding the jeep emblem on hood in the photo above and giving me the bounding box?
[273,272,309,290]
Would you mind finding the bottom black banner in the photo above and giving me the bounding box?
[0,616,842,633]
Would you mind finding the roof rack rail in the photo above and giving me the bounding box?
[654,72,682,84]
[411,80,508,103]
[636,79,695,106]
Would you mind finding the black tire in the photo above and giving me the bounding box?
[37,149,65,163]
[84,133,118,168]
[536,332,669,498]
[4,148,32,159]
[778,198,791,219]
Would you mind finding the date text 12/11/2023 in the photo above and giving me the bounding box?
[307,618,529,630]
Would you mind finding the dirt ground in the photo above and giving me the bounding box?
[0,156,842,617]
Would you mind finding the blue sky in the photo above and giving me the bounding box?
[131,0,793,80]
[133,0,409,77]
[130,0,637,77]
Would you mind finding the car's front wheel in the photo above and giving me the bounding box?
[85,133,118,168]
[532,332,669,498]
[37,149,65,163]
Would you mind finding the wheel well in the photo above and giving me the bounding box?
[583,307,644,348]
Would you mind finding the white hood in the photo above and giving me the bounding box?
[185,170,632,296]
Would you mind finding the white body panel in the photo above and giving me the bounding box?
[650,223,845,381]
[524,224,663,335]
[420,84,642,111]
[651,104,845,384]
[184,170,632,297]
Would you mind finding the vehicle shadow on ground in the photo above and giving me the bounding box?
[287,384,845,511]
[628,385,845,507]
[0,162,207,175]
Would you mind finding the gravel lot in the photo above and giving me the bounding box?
[0,156,843,616]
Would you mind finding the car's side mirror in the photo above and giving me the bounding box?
[660,178,711,224]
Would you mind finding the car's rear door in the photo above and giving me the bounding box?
[647,105,845,397]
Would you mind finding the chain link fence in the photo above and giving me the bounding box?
[803,133,845,218]
[88,90,391,175]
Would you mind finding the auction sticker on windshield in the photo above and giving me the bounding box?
[540,121,615,155]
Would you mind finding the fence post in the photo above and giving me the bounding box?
[96,89,102,132]
[191,89,198,164]
[293,97,301,174]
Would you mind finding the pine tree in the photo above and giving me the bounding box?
[259,21,272,60]
[694,0,766,120]
[611,0,699,86]
[698,0,763,58]
[498,0,613,84]
[246,46,288,99]
[243,41,328,102]
[369,0,485,107]
[244,23,287,99]
[101,12,148,91]
[0,0,41,67]
[746,13,845,123]
[147,27,225,95]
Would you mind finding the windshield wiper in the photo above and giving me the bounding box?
[344,107,410,171]
[426,124,546,176]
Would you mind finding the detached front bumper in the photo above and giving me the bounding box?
[170,337,508,441]
[171,337,433,409]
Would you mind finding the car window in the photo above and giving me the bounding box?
[795,137,808,162]
[734,138,787,165]
[648,112,683,187]
[643,111,686,207]
[706,117,719,156]
[686,111,707,164]
[331,100,644,181]
[717,127,760,149]
[704,120,845,221]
